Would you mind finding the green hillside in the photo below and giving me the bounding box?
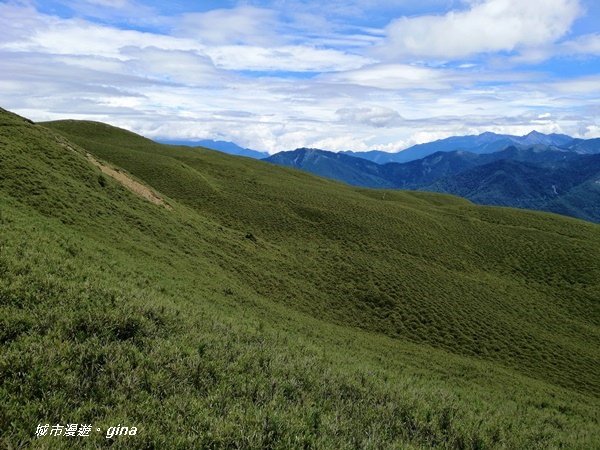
[0,107,598,448]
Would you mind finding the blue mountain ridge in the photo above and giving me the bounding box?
[341,131,577,164]
[264,135,600,223]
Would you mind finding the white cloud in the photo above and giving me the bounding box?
[381,0,582,59]
[0,16,199,58]
[206,45,372,72]
[175,7,281,46]
[336,106,403,127]
[514,33,600,63]
[547,75,600,94]
[0,5,368,74]
[561,33,600,55]
[582,125,600,139]
[323,64,450,89]
[119,47,223,86]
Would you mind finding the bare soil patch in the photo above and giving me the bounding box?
[87,153,171,209]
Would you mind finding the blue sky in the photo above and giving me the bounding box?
[1,0,598,152]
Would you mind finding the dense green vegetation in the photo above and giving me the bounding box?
[0,107,598,448]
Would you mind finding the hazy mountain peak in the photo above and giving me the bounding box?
[525,130,543,137]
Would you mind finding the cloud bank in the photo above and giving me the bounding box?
[0,0,598,153]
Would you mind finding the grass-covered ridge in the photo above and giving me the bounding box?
[0,107,598,448]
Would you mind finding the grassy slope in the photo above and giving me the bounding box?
[0,108,598,448]
[44,119,600,394]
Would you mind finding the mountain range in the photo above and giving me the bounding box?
[159,131,599,166]
[264,135,600,223]
[161,131,584,163]
[340,130,579,164]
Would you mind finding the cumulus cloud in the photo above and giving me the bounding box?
[381,0,582,59]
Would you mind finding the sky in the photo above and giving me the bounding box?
[1,0,599,153]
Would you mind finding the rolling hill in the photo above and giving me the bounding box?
[158,139,268,159]
[1,107,599,448]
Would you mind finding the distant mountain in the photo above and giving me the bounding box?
[340,149,405,165]
[567,138,600,154]
[268,145,580,189]
[264,148,395,188]
[343,131,578,164]
[517,130,574,147]
[158,139,268,159]
[266,145,600,222]
[429,154,600,223]
[380,146,578,189]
